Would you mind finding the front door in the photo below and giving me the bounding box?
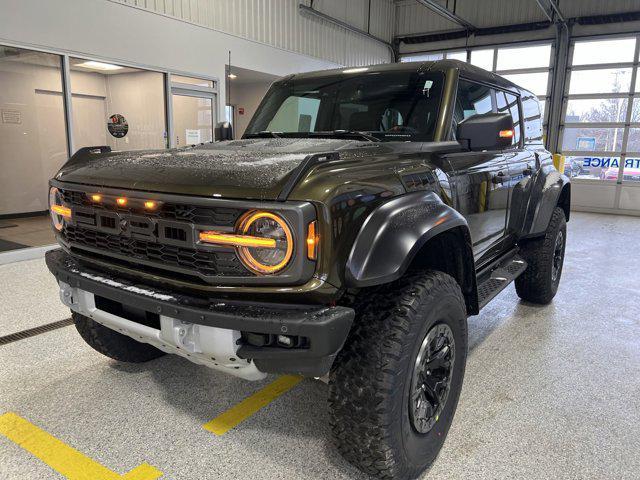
[446,152,510,266]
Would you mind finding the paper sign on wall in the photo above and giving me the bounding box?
[186,129,201,144]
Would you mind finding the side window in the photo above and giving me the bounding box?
[496,91,521,145]
[521,93,543,144]
[267,96,320,132]
[453,80,494,136]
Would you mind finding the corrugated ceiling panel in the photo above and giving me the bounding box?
[395,0,640,37]
[110,0,392,66]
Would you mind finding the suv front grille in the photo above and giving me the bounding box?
[61,189,242,226]
[59,188,252,280]
[64,226,248,277]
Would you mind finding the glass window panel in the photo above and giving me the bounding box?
[561,127,624,152]
[470,49,494,71]
[539,99,546,122]
[572,38,636,66]
[627,128,640,153]
[446,51,467,61]
[496,44,551,70]
[0,46,67,228]
[568,68,632,94]
[563,155,621,181]
[502,72,548,96]
[620,153,640,182]
[173,95,213,145]
[632,99,640,123]
[267,96,321,132]
[452,80,494,131]
[565,98,628,123]
[400,52,444,63]
[521,94,542,144]
[70,58,166,151]
[171,74,213,88]
[496,91,521,144]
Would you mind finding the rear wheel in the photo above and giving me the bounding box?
[73,312,165,363]
[515,206,567,304]
[329,271,468,479]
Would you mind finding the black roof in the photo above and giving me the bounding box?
[287,59,533,97]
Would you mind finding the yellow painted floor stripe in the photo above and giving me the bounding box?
[0,412,162,480]
[203,375,303,435]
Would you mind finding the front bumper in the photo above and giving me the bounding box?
[46,249,354,378]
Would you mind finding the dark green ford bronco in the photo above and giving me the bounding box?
[47,60,569,479]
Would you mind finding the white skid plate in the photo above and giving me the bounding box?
[59,281,266,381]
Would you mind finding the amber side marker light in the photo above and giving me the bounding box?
[116,197,127,206]
[199,231,277,248]
[51,205,71,218]
[90,194,102,202]
[499,129,514,138]
[306,221,319,260]
[144,200,157,210]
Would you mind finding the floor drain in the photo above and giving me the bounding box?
[0,318,74,346]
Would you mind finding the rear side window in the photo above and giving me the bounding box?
[496,91,521,145]
[521,93,543,144]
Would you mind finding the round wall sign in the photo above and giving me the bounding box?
[107,114,128,138]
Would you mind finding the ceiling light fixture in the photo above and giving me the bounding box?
[228,73,237,79]
[76,61,123,71]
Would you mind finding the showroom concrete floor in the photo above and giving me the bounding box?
[0,212,639,480]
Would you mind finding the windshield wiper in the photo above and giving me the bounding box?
[309,130,380,142]
[244,131,281,138]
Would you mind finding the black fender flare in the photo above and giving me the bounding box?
[523,166,570,237]
[345,191,471,288]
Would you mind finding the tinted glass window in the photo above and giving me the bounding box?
[245,71,444,142]
[452,80,494,130]
[521,93,543,144]
[496,91,521,145]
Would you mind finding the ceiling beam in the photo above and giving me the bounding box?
[414,0,476,31]
[535,0,566,23]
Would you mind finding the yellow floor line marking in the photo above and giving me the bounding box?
[0,412,162,480]
[203,375,303,435]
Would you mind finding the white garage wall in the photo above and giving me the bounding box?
[110,0,395,66]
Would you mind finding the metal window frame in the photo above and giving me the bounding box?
[559,32,640,195]
[169,73,218,148]
[0,38,219,156]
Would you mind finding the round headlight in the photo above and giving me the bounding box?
[237,211,293,274]
[49,187,65,231]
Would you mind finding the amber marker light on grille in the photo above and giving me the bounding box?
[116,197,127,206]
[50,205,71,218]
[306,221,319,260]
[144,200,157,210]
[199,231,277,248]
[499,129,514,138]
[90,194,102,202]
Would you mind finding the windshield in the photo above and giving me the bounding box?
[244,71,444,142]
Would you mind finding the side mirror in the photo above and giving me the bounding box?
[456,113,514,151]
[215,122,233,141]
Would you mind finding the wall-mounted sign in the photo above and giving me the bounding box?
[185,129,201,145]
[107,114,128,138]
[238,107,245,115]
[1,109,21,124]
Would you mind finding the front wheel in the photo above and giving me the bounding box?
[329,270,468,480]
[515,207,567,304]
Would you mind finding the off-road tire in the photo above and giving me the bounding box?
[329,271,468,480]
[515,207,567,304]
[73,312,165,363]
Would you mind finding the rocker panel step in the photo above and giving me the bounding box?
[477,253,528,309]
